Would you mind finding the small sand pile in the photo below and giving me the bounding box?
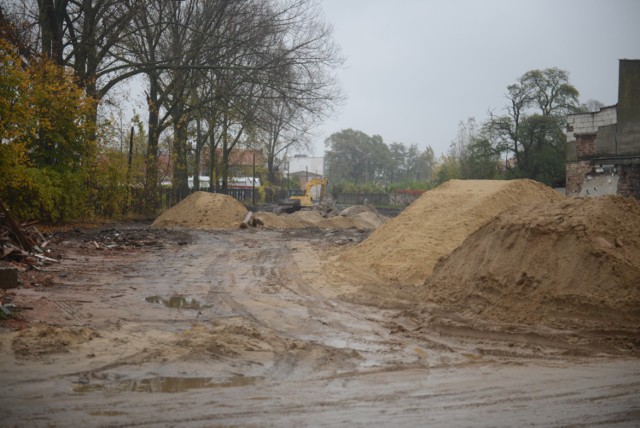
[339,205,388,229]
[337,179,563,286]
[339,205,375,217]
[152,192,248,229]
[254,205,387,230]
[291,210,326,224]
[421,196,640,330]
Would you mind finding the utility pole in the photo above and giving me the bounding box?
[252,152,256,206]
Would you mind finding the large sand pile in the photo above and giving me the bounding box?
[337,179,563,286]
[420,196,640,330]
[151,192,248,229]
[254,205,387,230]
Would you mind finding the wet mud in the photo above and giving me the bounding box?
[0,226,638,427]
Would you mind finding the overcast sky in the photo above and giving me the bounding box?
[309,0,640,157]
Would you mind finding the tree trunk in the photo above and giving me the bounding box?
[266,130,278,184]
[267,152,276,184]
[143,79,160,213]
[221,124,229,193]
[38,0,66,63]
[172,109,189,202]
[193,117,202,191]
[208,131,217,192]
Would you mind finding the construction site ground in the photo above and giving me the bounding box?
[1,223,639,427]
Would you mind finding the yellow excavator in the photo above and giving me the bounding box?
[277,177,327,214]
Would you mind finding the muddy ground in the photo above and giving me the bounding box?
[0,224,639,427]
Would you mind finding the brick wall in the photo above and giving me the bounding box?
[575,133,596,158]
[618,164,640,198]
[565,161,592,196]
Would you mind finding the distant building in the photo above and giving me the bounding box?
[565,59,640,198]
[285,154,325,189]
[158,149,265,187]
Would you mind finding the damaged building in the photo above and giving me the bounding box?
[565,59,640,198]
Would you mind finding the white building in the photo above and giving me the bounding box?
[286,154,324,177]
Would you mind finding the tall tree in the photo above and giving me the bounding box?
[409,146,436,181]
[387,142,409,183]
[325,129,376,185]
[11,0,144,103]
[7,0,343,211]
[123,0,172,211]
[258,84,315,185]
[324,129,393,186]
[438,118,500,183]
[325,129,436,187]
[488,67,579,186]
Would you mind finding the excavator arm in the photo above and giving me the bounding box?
[277,177,327,213]
[291,177,327,207]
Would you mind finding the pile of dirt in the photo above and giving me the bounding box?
[339,205,388,229]
[151,192,248,229]
[254,205,387,230]
[339,205,376,217]
[254,212,312,229]
[336,180,563,286]
[420,196,640,330]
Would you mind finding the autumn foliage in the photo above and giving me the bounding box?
[0,39,96,222]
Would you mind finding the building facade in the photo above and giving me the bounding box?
[565,60,640,198]
[285,154,325,190]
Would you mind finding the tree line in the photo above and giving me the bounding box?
[1,0,599,221]
[324,129,436,193]
[326,67,599,192]
[0,0,342,220]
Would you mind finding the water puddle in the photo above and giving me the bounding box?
[74,375,257,394]
[145,295,211,310]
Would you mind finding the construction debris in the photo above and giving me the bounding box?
[0,199,32,252]
[0,265,19,289]
[0,199,56,269]
[239,211,264,229]
[72,227,188,250]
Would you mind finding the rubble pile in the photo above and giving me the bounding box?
[1,201,59,317]
[0,201,58,268]
[70,228,190,250]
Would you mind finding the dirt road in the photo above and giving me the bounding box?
[1,226,639,427]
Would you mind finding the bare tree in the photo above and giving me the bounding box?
[221,0,343,187]
[258,95,314,185]
[122,0,173,211]
[9,0,144,102]
[8,0,343,210]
